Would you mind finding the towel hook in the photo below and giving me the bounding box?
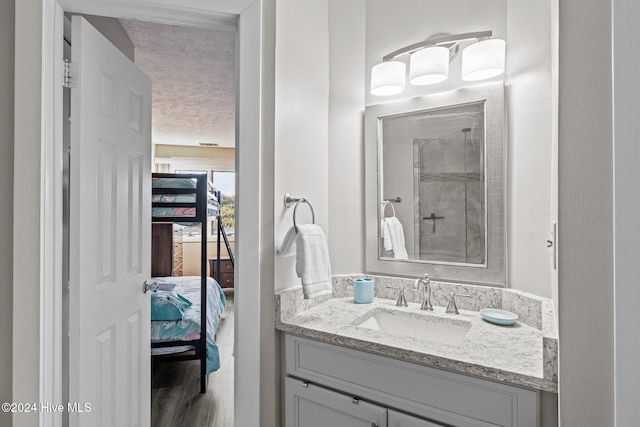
[284,193,316,233]
[381,200,396,218]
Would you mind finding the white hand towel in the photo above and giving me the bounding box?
[295,224,332,299]
[277,226,297,256]
[382,220,393,251]
[384,217,408,259]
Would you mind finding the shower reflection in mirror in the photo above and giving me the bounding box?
[380,101,487,266]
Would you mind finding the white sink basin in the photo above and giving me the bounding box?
[356,310,470,345]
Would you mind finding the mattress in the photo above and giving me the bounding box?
[151,203,220,219]
[152,177,198,189]
[152,176,220,220]
[150,276,226,374]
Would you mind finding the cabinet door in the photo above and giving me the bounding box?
[388,410,446,427]
[285,377,387,427]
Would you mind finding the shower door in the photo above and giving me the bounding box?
[413,125,485,264]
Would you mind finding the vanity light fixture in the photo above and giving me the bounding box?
[370,31,505,96]
[370,61,406,96]
[461,38,506,81]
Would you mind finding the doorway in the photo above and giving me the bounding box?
[63,14,237,425]
[26,2,267,426]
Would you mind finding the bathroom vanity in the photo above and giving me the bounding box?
[284,334,535,426]
[276,276,558,427]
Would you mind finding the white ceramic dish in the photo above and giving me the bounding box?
[479,308,519,326]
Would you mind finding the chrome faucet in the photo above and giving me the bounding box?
[413,274,433,311]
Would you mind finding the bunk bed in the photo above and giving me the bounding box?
[150,172,231,393]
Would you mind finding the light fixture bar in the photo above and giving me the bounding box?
[381,30,493,62]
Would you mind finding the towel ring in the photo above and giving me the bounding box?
[284,193,316,233]
[381,200,396,218]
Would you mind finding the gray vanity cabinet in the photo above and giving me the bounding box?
[285,377,388,427]
[284,334,537,427]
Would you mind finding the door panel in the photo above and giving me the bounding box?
[69,16,152,427]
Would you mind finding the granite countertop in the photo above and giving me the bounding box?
[276,277,558,393]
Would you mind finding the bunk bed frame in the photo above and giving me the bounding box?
[151,172,231,393]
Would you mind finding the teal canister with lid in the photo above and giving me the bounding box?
[353,277,374,304]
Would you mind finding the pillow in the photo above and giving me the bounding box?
[151,291,192,321]
[154,281,177,292]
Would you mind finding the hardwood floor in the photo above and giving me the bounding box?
[151,290,235,427]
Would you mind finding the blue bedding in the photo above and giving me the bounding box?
[152,177,197,189]
[150,276,226,374]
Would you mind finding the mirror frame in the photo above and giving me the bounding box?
[365,82,506,286]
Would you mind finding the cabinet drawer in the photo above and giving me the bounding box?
[216,272,234,288]
[388,410,445,427]
[210,259,233,273]
[286,335,536,427]
[209,259,234,288]
[285,377,387,427]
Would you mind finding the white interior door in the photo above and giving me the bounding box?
[68,16,152,427]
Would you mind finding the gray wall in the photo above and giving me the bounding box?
[14,0,43,424]
[0,1,14,426]
[558,0,615,425]
[613,0,640,424]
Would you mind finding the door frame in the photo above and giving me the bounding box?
[17,1,268,426]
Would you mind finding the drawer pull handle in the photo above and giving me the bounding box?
[301,381,309,388]
[371,424,378,427]
[352,398,359,405]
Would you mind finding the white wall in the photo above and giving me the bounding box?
[613,0,640,424]
[0,1,14,426]
[558,0,614,425]
[273,0,329,293]
[154,144,235,172]
[327,0,366,274]
[365,0,507,107]
[364,0,556,298]
[182,239,235,275]
[505,0,554,297]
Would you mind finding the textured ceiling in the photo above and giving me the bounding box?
[120,19,236,147]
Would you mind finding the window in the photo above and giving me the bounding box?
[213,171,235,235]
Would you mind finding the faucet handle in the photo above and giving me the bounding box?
[445,291,471,314]
[386,285,408,307]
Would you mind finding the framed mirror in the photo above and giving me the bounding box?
[365,82,506,286]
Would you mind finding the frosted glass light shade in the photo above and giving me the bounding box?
[409,46,449,85]
[461,38,505,81]
[370,61,406,96]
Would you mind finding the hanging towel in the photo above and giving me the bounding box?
[295,224,332,299]
[382,217,408,259]
[277,226,297,256]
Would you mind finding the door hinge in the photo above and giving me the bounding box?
[63,60,77,88]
